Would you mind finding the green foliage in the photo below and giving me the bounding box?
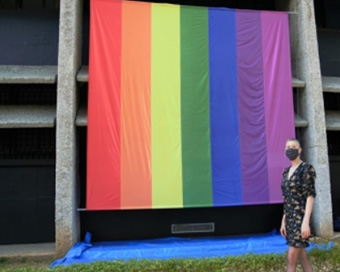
[0,243,339,272]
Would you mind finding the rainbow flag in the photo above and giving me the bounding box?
[87,0,295,210]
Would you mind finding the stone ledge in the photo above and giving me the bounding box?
[76,66,88,82]
[0,105,56,128]
[75,105,87,126]
[78,65,306,90]
[322,76,340,93]
[325,111,340,130]
[0,243,55,258]
[292,77,306,88]
[312,232,340,244]
[0,65,57,84]
[295,113,308,127]
[76,104,308,128]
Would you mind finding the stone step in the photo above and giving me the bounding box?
[0,105,56,128]
[77,66,88,82]
[295,113,308,128]
[322,76,340,93]
[0,243,55,258]
[0,65,58,84]
[325,111,340,130]
[75,104,87,127]
[292,77,306,88]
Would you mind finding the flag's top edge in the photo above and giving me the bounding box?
[93,0,288,15]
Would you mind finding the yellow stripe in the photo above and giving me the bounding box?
[151,3,183,208]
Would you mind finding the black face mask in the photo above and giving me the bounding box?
[285,148,299,161]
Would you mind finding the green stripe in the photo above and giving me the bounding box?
[180,6,212,207]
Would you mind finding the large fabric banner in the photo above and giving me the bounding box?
[87,0,295,210]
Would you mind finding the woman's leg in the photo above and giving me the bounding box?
[298,248,313,272]
[286,246,300,272]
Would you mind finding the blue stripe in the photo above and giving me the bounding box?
[208,8,243,206]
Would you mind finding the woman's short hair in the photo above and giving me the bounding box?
[286,138,301,147]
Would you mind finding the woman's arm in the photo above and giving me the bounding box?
[301,196,314,239]
[301,164,316,239]
[280,214,286,238]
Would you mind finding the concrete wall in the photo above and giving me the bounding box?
[55,0,83,257]
[287,0,334,238]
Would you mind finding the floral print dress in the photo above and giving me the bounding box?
[281,162,316,248]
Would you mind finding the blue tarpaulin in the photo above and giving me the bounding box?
[51,230,333,267]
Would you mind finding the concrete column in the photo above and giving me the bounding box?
[287,0,333,238]
[55,0,83,257]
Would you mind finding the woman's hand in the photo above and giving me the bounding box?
[301,196,314,239]
[280,218,286,238]
[301,222,311,239]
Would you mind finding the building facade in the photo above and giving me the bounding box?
[0,0,338,257]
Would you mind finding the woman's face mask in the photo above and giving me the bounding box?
[285,148,299,161]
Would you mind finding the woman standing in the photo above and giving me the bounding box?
[280,138,316,272]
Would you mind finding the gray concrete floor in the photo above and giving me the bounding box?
[331,232,340,242]
[0,243,55,258]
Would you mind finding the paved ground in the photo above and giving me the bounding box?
[0,243,55,258]
[331,232,340,242]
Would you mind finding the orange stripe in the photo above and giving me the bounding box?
[121,1,151,209]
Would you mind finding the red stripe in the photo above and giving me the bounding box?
[87,0,122,210]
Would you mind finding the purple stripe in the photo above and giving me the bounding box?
[236,10,269,204]
[261,11,295,203]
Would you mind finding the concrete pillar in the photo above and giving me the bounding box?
[55,0,83,257]
[287,0,333,238]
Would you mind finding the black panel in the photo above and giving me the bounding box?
[0,0,58,10]
[317,30,340,77]
[329,157,340,221]
[0,10,59,65]
[79,127,87,209]
[82,0,90,65]
[80,205,282,242]
[323,92,340,112]
[315,0,340,29]
[0,128,55,244]
[327,131,340,222]
[327,131,340,156]
[315,0,340,77]
[0,128,55,160]
[0,166,55,244]
[327,131,340,227]
[0,84,56,105]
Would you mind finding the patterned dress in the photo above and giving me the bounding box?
[281,162,316,248]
